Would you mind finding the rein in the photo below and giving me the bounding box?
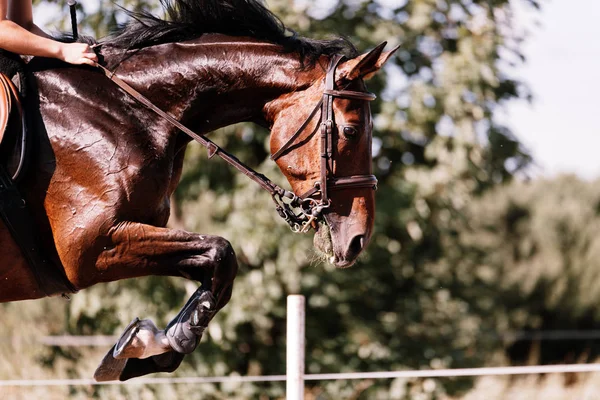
[95,55,377,233]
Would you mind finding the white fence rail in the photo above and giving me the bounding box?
[2,295,600,398]
[3,364,600,388]
[30,329,600,348]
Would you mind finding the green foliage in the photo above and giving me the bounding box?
[462,176,600,343]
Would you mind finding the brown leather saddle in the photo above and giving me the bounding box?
[0,72,27,180]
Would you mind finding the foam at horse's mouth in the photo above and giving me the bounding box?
[313,219,360,268]
[313,220,334,263]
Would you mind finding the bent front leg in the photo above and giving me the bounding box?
[98,222,238,353]
[91,222,238,308]
[92,223,238,382]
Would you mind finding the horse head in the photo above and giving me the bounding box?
[267,42,399,268]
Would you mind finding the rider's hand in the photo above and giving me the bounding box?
[58,42,98,66]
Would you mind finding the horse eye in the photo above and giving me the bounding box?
[342,126,359,139]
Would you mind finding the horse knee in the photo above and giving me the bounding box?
[209,236,234,262]
[211,236,238,282]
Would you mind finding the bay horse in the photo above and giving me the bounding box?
[0,0,397,380]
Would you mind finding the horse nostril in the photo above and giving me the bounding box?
[347,234,365,258]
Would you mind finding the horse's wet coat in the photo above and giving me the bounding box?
[0,0,398,380]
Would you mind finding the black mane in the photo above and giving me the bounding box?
[103,0,357,65]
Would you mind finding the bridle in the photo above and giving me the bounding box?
[270,55,378,231]
[97,54,377,233]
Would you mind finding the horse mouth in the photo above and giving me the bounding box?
[313,221,356,268]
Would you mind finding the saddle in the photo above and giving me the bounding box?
[0,54,76,297]
[0,72,26,180]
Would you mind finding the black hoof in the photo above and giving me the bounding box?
[94,345,127,382]
[94,347,185,381]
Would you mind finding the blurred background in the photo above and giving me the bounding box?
[3,0,600,398]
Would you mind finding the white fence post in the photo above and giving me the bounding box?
[286,295,305,400]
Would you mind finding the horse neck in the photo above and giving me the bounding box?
[103,38,319,134]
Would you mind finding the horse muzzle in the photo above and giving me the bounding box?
[314,202,374,268]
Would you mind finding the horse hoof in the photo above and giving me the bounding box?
[113,318,170,359]
[94,348,128,382]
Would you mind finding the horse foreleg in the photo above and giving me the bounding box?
[91,223,238,381]
[88,222,238,304]
[113,286,216,359]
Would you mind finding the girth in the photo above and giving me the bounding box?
[97,54,378,233]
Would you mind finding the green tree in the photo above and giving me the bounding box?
[12,0,546,399]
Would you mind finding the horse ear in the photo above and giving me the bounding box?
[340,42,400,81]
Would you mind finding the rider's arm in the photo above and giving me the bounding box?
[0,0,97,65]
[7,0,50,38]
